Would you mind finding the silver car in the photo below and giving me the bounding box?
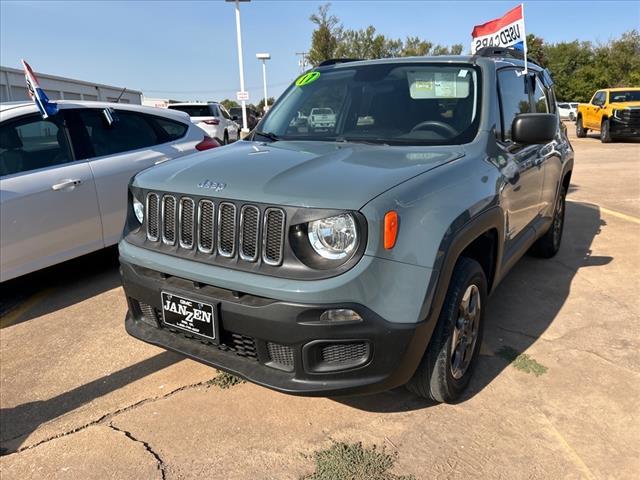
[0,100,218,281]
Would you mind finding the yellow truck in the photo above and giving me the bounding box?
[576,88,640,142]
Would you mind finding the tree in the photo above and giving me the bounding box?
[255,97,275,113]
[308,3,341,66]
[220,99,239,110]
[526,34,547,66]
[307,4,464,65]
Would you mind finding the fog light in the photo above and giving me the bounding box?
[320,309,362,323]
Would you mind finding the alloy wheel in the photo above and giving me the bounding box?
[450,284,481,380]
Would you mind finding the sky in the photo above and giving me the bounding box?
[1,0,639,102]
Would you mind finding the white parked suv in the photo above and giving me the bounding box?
[307,107,336,131]
[0,100,219,281]
[167,102,239,144]
[557,102,578,121]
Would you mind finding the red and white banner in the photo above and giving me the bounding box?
[470,4,527,55]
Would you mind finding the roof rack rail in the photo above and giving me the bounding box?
[473,46,538,66]
[318,58,363,67]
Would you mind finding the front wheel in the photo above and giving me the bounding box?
[407,257,487,403]
[576,117,587,138]
[569,112,576,122]
[223,131,229,145]
[600,119,612,143]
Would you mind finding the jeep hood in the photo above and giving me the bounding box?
[134,140,464,210]
[609,101,640,109]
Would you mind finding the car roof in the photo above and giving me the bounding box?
[315,54,541,72]
[168,102,218,106]
[0,100,191,123]
[601,87,640,92]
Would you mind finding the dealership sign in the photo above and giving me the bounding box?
[470,4,526,54]
[236,91,249,101]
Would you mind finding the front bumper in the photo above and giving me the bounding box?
[121,260,433,396]
[610,118,640,137]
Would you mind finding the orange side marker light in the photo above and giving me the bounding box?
[384,211,399,249]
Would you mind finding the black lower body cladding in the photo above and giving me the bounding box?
[610,117,640,138]
[120,260,432,396]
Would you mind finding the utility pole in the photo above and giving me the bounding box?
[256,53,271,113]
[227,0,250,134]
[295,52,308,73]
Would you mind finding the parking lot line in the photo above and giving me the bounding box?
[568,200,640,225]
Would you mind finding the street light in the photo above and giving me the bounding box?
[256,52,270,113]
[226,0,250,134]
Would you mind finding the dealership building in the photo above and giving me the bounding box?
[0,65,142,104]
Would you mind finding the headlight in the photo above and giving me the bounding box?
[308,213,358,260]
[133,197,144,224]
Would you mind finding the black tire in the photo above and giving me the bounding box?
[223,131,229,145]
[530,185,566,258]
[576,117,587,138]
[569,112,576,122]
[600,119,612,143]
[407,257,487,403]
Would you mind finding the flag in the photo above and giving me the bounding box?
[22,59,58,118]
[470,5,527,55]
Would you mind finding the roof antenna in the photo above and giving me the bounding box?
[115,87,127,103]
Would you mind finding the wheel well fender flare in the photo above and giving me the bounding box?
[418,206,504,333]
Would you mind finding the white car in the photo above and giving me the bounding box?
[0,100,219,281]
[167,102,239,144]
[308,107,336,131]
[557,102,578,121]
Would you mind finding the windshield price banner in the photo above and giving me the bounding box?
[470,4,526,54]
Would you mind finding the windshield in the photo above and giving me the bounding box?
[259,63,481,145]
[609,90,640,103]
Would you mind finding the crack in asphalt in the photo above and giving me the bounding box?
[1,376,217,458]
[108,424,166,480]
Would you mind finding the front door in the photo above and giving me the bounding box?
[496,69,546,243]
[0,113,102,281]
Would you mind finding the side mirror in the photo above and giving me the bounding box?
[511,113,556,145]
[232,115,239,121]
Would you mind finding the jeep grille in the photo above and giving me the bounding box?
[145,192,285,266]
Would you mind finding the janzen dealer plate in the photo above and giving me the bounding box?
[161,292,216,340]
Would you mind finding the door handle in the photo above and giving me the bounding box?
[52,179,82,191]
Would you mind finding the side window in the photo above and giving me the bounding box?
[76,110,159,158]
[498,69,531,141]
[592,92,605,106]
[0,115,72,176]
[150,116,188,141]
[533,78,549,113]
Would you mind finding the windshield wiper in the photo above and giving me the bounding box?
[253,130,280,142]
[335,136,389,146]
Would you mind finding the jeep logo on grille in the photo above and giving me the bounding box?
[197,180,226,191]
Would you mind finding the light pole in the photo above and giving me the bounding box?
[226,0,250,134]
[256,53,270,113]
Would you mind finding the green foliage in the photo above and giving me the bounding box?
[308,3,463,65]
[307,4,639,104]
[207,372,245,389]
[530,30,640,102]
[302,442,415,480]
[497,346,548,377]
[255,96,276,112]
[220,99,239,110]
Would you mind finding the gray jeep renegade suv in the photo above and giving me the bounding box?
[119,49,573,402]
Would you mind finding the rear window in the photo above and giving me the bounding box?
[168,105,211,117]
[151,117,188,140]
